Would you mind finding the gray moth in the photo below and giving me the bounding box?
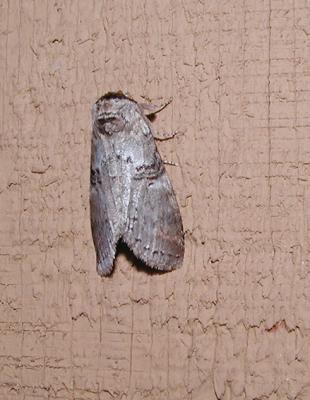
[90,91,184,276]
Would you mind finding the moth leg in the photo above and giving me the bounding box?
[153,130,179,141]
[139,98,172,117]
[163,160,178,167]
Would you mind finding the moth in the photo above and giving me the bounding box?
[90,92,184,276]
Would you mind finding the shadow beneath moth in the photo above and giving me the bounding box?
[90,92,184,276]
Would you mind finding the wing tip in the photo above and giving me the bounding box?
[96,258,115,277]
[151,254,184,272]
[125,240,184,273]
[150,259,183,272]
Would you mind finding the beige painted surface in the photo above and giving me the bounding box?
[1,0,310,399]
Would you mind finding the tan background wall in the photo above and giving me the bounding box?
[1,0,310,399]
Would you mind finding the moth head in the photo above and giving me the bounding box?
[92,92,137,135]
